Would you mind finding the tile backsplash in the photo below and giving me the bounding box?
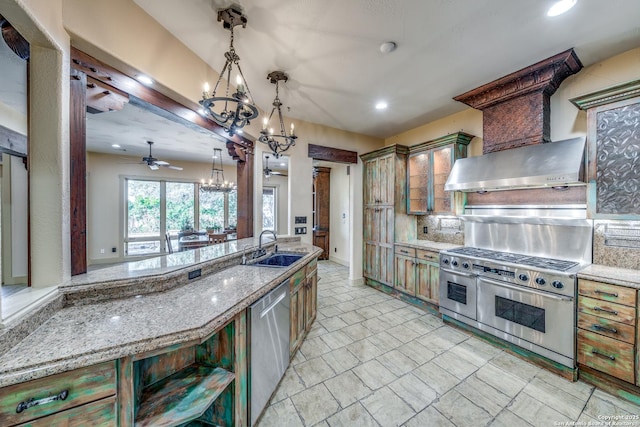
[594,220,640,270]
[417,215,464,245]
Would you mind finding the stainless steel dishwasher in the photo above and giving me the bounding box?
[249,279,290,425]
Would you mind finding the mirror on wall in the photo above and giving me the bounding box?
[262,153,289,235]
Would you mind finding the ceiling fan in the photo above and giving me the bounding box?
[263,155,287,179]
[141,141,183,171]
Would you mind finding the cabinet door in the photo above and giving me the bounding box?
[394,254,416,295]
[290,285,305,356]
[305,273,318,331]
[363,158,379,206]
[407,151,430,214]
[363,242,378,281]
[431,146,454,214]
[378,206,395,286]
[416,260,440,304]
[377,153,395,205]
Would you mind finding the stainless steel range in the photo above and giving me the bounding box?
[439,205,593,368]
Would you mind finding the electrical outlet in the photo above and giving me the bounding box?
[423,226,428,234]
[334,247,337,253]
[100,248,105,254]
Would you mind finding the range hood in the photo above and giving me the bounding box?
[445,137,586,192]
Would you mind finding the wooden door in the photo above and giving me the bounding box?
[416,260,440,304]
[394,254,416,295]
[313,167,330,260]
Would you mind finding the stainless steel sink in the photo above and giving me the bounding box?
[252,253,304,268]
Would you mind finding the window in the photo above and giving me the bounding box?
[262,187,276,231]
[125,178,236,257]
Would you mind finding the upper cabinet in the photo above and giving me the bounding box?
[407,132,474,215]
[571,80,640,219]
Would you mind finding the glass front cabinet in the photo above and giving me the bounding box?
[407,132,473,215]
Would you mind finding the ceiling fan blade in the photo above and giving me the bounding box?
[155,160,170,166]
[149,164,159,170]
[272,171,287,176]
[167,165,183,171]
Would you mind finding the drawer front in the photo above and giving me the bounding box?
[17,395,116,427]
[290,267,306,291]
[0,361,116,426]
[305,258,318,276]
[579,279,636,307]
[416,249,439,262]
[578,312,636,344]
[395,246,416,257]
[578,296,636,326]
[577,329,635,383]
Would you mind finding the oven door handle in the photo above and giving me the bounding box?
[440,268,476,278]
[478,277,573,302]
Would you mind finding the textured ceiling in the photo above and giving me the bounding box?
[134,0,640,138]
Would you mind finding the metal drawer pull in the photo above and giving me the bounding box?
[16,390,69,413]
[400,250,409,254]
[594,306,618,316]
[591,349,615,361]
[592,324,618,334]
[595,289,618,298]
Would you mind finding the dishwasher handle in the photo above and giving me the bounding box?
[260,291,287,318]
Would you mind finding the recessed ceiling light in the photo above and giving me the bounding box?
[111,144,121,148]
[375,101,388,110]
[547,0,577,16]
[280,162,286,166]
[379,41,397,54]
[136,74,154,85]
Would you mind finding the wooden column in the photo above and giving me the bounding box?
[228,141,254,239]
[69,69,87,275]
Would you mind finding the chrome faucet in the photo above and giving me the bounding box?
[241,244,251,265]
[259,230,278,256]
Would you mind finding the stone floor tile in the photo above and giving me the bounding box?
[489,352,540,382]
[305,323,329,340]
[388,373,437,412]
[393,307,422,320]
[397,340,436,365]
[291,349,307,366]
[434,389,493,427]
[346,337,386,362]
[509,392,574,427]
[353,359,398,390]
[583,389,640,419]
[367,331,403,353]
[256,397,304,427]
[324,370,372,408]
[474,363,527,398]
[341,323,374,341]
[402,317,439,336]
[413,361,461,395]
[321,347,360,374]
[272,368,306,403]
[386,323,423,344]
[318,296,341,308]
[361,318,390,334]
[325,402,380,427]
[294,356,336,388]
[361,386,416,427]
[319,305,343,318]
[489,410,533,427]
[319,330,354,350]
[335,301,359,312]
[377,311,405,327]
[355,306,383,319]
[402,406,455,427]
[455,375,511,416]
[522,377,586,419]
[291,383,340,427]
[376,349,420,377]
[534,368,594,401]
[300,336,333,359]
[321,317,349,332]
[455,337,503,364]
[338,310,367,325]
[418,327,468,354]
[432,350,479,380]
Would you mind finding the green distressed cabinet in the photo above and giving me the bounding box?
[361,145,416,287]
[394,245,440,306]
[290,257,318,357]
[407,132,473,215]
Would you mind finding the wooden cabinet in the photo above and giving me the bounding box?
[393,245,440,306]
[290,258,319,357]
[313,167,330,260]
[407,132,473,215]
[0,361,117,427]
[577,279,637,384]
[362,145,415,287]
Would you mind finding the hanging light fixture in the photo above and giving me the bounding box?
[200,8,259,137]
[259,71,297,158]
[201,148,235,193]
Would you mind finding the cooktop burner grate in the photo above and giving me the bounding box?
[447,247,579,272]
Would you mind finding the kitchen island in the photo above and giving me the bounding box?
[0,238,322,426]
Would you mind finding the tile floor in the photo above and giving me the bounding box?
[257,261,640,427]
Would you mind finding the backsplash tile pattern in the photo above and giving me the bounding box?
[416,215,464,245]
[594,220,640,269]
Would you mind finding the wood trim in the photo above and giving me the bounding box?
[236,152,254,239]
[408,131,474,153]
[70,69,87,275]
[0,124,27,157]
[360,144,409,161]
[118,356,134,426]
[307,143,358,163]
[234,311,247,427]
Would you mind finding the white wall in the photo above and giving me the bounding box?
[262,173,289,235]
[10,156,28,278]
[87,151,237,264]
[328,163,350,267]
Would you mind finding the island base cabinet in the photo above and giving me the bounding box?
[290,258,319,357]
[15,396,116,427]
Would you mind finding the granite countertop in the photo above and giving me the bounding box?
[578,264,640,289]
[0,242,322,388]
[395,239,462,252]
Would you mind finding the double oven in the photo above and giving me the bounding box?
[439,205,593,368]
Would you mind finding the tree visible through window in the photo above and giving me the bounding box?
[262,187,276,231]
[167,182,194,232]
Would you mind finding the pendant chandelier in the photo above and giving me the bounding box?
[201,148,235,193]
[200,8,258,137]
[259,71,297,158]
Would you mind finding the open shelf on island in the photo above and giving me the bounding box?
[135,365,234,427]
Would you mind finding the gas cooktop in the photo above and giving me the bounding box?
[446,247,579,272]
